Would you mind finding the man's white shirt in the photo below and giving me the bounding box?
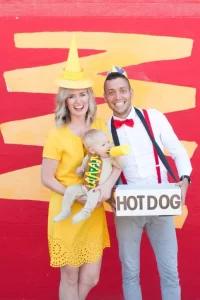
[107,107,192,184]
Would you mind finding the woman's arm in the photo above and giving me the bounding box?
[41,158,87,204]
[41,158,66,195]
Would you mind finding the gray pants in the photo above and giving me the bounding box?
[115,216,180,300]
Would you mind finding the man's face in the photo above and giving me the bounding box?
[104,77,133,119]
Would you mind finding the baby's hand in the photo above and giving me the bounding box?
[76,166,84,177]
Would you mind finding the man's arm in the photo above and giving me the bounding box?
[111,156,125,170]
[158,111,192,177]
[158,111,192,203]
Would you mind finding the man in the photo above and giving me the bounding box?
[104,66,192,300]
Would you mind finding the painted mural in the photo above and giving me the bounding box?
[0,17,200,300]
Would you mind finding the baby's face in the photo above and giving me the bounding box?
[90,132,112,158]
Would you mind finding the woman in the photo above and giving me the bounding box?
[41,36,120,300]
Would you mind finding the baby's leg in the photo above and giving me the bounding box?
[53,184,84,222]
[72,189,100,224]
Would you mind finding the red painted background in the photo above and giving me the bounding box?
[0,1,200,300]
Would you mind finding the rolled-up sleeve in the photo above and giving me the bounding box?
[42,130,63,161]
[159,111,192,177]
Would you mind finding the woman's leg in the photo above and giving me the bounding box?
[78,258,102,300]
[59,265,79,300]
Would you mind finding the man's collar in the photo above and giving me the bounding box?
[113,106,135,120]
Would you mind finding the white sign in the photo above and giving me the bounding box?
[115,183,182,217]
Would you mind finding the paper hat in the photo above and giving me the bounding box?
[56,34,93,89]
[107,65,128,78]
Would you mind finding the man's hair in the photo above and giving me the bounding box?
[83,129,106,149]
[104,72,131,92]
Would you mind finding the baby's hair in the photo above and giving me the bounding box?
[83,129,106,149]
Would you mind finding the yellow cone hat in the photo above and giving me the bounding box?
[56,34,93,89]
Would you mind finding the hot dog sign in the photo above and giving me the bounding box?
[115,184,182,217]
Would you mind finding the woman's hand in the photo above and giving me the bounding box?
[76,166,84,177]
[76,195,87,205]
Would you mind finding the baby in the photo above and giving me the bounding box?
[53,129,125,224]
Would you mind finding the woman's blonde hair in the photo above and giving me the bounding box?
[55,87,96,127]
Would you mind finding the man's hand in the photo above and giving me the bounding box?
[92,180,114,207]
[176,178,189,204]
[92,165,121,208]
[93,182,111,202]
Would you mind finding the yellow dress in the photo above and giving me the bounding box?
[42,118,110,268]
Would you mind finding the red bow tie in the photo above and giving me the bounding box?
[113,119,134,129]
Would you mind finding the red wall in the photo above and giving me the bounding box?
[0,1,200,300]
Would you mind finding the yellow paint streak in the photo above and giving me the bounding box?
[14,32,193,64]
[1,111,198,161]
[0,164,186,229]
[0,166,49,201]
[3,63,195,113]
[174,205,188,229]
[0,114,54,146]
[4,31,195,113]
[164,141,198,159]
[132,81,195,113]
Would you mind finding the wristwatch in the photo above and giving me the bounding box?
[180,175,191,184]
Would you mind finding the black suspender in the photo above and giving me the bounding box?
[110,108,177,182]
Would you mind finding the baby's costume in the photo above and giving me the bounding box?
[53,154,124,224]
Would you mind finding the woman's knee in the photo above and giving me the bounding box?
[79,259,102,288]
[60,265,79,287]
[90,273,100,287]
[80,272,100,288]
